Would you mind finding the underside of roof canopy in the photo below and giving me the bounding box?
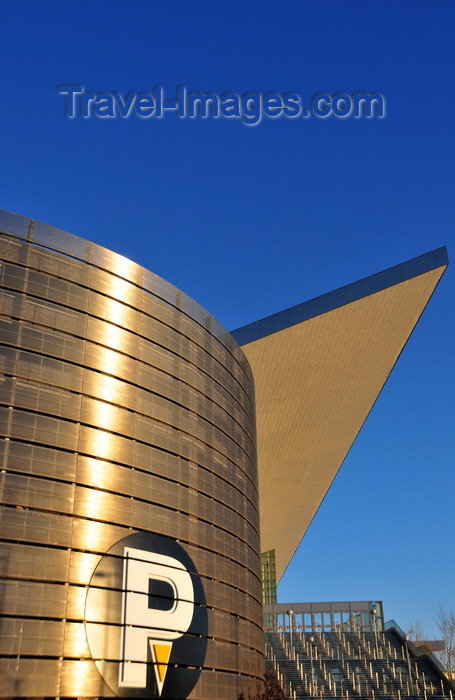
[231,248,448,581]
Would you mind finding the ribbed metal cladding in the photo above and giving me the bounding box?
[0,210,263,700]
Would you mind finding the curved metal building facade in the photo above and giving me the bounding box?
[0,211,263,700]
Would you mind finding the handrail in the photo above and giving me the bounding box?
[385,619,455,688]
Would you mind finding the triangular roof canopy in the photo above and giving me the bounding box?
[231,248,448,581]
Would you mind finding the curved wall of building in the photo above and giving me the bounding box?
[0,210,263,700]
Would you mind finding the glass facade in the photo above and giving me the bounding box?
[263,601,385,634]
[261,550,277,605]
[0,210,263,699]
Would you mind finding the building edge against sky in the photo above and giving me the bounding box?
[0,208,449,699]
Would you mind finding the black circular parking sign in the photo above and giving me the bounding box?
[85,532,208,698]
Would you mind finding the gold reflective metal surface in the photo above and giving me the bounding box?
[0,210,262,700]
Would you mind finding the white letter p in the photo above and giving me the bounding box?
[119,546,194,691]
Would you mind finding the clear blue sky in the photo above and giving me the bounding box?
[2,0,454,638]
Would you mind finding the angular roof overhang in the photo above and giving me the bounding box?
[231,248,448,582]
